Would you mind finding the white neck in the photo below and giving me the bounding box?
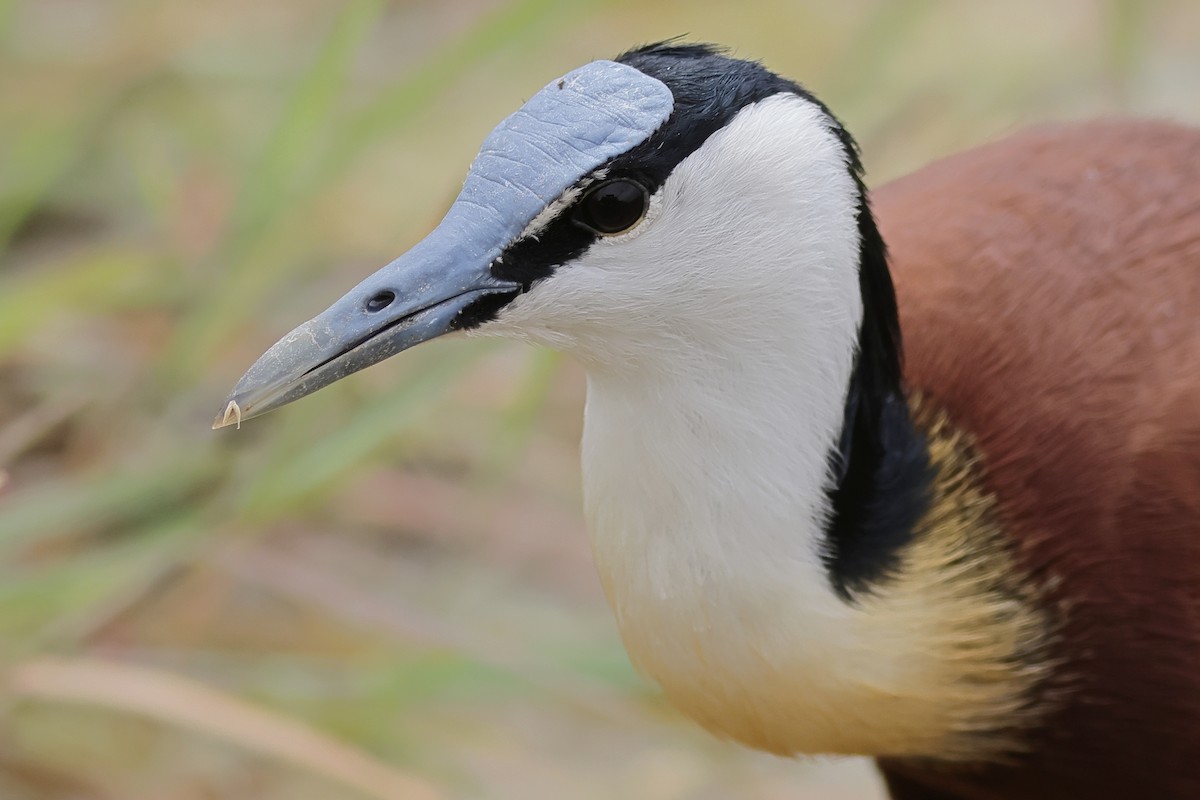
[571,96,884,755]
[580,332,880,756]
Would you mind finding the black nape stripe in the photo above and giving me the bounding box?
[823,164,934,600]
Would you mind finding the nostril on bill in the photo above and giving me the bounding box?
[365,290,396,313]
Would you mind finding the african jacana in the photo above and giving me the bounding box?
[218,43,1200,799]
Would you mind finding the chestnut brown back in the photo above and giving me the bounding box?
[874,121,1200,799]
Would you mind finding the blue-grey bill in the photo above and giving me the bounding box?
[214,59,674,429]
[213,287,515,429]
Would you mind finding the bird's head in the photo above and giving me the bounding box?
[217,42,899,429]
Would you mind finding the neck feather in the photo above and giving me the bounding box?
[582,368,1052,758]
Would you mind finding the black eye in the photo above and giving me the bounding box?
[574,179,648,235]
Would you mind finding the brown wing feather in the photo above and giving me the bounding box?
[873,120,1200,799]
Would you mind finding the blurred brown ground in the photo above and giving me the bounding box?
[1,1,1198,798]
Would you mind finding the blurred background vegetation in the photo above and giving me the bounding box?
[1,1,1197,797]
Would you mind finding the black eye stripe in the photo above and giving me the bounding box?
[491,174,651,290]
[573,178,649,235]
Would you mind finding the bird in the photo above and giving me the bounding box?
[215,42,1200,800]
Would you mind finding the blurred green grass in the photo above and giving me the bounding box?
[1,1,1198,798]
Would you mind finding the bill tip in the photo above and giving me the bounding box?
[213,399,243,430]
